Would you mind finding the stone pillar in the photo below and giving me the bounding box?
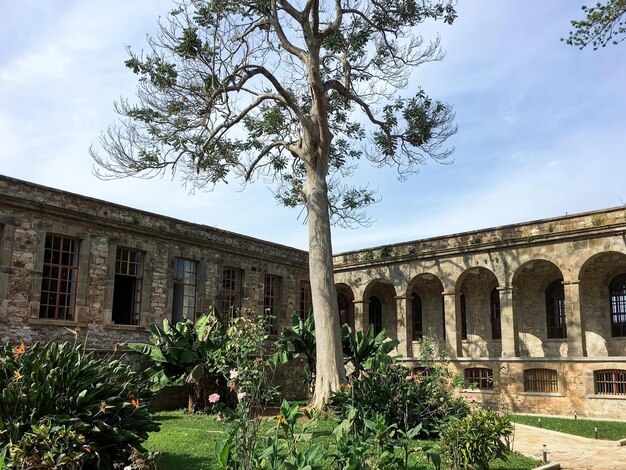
[443,292,460,357]
[353,299,369,334]
[498,286,517,357]
[395,295,411,357]
[563,280,586,357]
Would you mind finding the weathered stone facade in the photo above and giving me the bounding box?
[2,174,626,417]
[333,206,626,419]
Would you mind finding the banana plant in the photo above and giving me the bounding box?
[342,325,399,377]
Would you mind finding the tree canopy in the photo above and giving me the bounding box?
[91,0,457,407]
[564,0,626,49]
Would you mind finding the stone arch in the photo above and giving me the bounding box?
[455,267,500,357]
[362,279,397,340]
[407,273,445,352]
[512,259,565,357]
[578,251,626,356]
[336,282,355,330]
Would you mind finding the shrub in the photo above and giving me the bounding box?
[331,363,469,437]
[0,340,159,468]
[439,408,513,470]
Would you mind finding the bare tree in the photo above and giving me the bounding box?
[91,0,457,408]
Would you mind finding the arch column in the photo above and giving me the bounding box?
[443,291,461,357]
[498,286,517,357]
[563,280,586,357]
[395,295,411,357]
[352,299,369,334]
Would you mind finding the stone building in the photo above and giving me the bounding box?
[1,174,626,418]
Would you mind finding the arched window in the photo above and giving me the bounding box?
[369,296,383,335]
[338,293,350,326]
[524,368,558,393]
[465,367,494,390]
[460,291,468,340]
[490,287,502,340]
[594,369,626,395]
[545,279,566,339]
[609,273,626,337]
[411,293,423,341]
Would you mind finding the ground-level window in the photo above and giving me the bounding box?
[222,267,243,318]
[172,257,197,323]
[412,293,423,341]
[338,293,350,326]
[264,274,280,334]
[490,287,502,340]
[609,273,626,337]
[39,234,79,320]
[299,281,312,319]
[112,247,143,325]
[369,296,383,335]
[524,368,558,393]
[465,367,494,390]
[460,291,468,340]
[594,369,626,395]
[545,279,567,339]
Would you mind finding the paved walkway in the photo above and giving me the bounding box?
[511,423,626,469]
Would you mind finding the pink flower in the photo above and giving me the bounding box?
[237,391,247,401]
[209,393,220,404]
[498,411,505,417]
[405,375,413,381]
[229,369,239,380]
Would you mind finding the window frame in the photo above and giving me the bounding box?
[299,280,312,320]
[464,367,494,391]
[222,266,243,318]
[524,368,558,393]
[593,369,626,396]
[490,287,502,340]
[411,292,423,341]
[264,274,280,335]
[172,257,198,323]
[545,279,567,339]
[369,295,383,335]
[609,273,626,337]
[460,291,468,340]
[39,233,80,321]
[112,246,144,326]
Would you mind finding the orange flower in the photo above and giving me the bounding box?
[277,415,287,425]
[131,398,140,408]
[229,382,237,391]
[13,370,21,379]
[12,342,25,358]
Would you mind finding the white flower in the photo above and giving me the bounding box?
[237,391,247,401]
[229,369,239,380]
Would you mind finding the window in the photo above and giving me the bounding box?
[411,293,423,341]
[338,293,350,326]
[460,291,468,340]
[546,279,567,339]
[594,369,626,395]
[112,247,143,325]
[369,296,382,334]
[222,267,243,318]
[264,274,280,334]
[524,368,558,393]
[39,234,79,320]
[299,281,312,319]
[491,287,502,340]
[465,367,494,390]
[172,258,197,323]
[609,273,626,337]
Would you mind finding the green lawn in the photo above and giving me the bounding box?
[145,411,540,470]
[511,414,626,441]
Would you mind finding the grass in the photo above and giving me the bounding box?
[511,414,626,441]
[145,411,540,470]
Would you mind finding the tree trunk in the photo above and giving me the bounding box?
[305,168,346,408]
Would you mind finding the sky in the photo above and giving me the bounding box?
[1,1,625,253]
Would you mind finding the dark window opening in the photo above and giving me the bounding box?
[39,234,78,320]
[524,368,558,393]
[610,273,626,337]
[112,247,143,325]
[594,369,626,395]
[264,274,280,334]
[491,287,502,340]
[460,291,468,340]
[338,293,350,326]
[546,279,567,339]
[465,367,494,390]
[222,267,243,318]
[369,296,383,335]
[411,292,423,341]
[172,257,197,323]
[299,281,312,320]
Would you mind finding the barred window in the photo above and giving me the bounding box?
[546,279,567,339]
[524,368,558,393]
[465,367,494,390]
[411,293,423,341]
[491,287,502,340]
[594,369,626,395]
[299,281,312,320]
[609,273,626,337]
[264,274,280,334]
[112,247,143,325]
[39,234,79,320]
[369,296,383,335]
[222,267,243,318]
[460,291,468,340]
[172,258,197,323]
